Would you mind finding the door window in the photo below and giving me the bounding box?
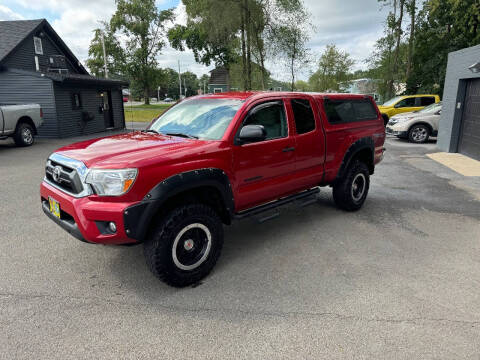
[291,99,316,134]
[396,97,416,108]
[102,92,110,110]
[244,102,287,140]
[420,97,435,106]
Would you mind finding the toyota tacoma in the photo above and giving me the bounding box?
[41,92,385,287]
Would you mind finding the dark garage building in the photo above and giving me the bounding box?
[0,19,128,138]
[438,45,480,161]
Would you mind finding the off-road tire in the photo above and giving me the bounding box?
[408,124,430,143]
[333,160,370,212]
[14,123,34,147]
[144,204,224,287]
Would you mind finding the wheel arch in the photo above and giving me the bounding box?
[124,168,234,242]
[16,116,37,135]
[336,137,375,181]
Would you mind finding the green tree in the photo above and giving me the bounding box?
[267,0,312,91]
[170,0,312,91]
[309,44,354,92]
[168,0,240,68]
[370,0,480,97]
[157,68,181,100]
[229,61,268,90]
[198,74,210,94]
[270,25,310,91]
[110,0,175,104]
[86,22,125,78]
[408,0,480,94]
[181,71,200,97]
[294,80,310,92]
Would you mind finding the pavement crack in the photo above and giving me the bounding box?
[0,291,479,327]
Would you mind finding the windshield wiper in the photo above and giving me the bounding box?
[165,132,198,139]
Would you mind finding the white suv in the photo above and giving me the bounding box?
[386,102,442,143]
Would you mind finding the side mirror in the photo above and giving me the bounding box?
[238,125,267,144]
[436,110,442,115]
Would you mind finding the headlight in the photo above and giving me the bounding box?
[85,169,138,196]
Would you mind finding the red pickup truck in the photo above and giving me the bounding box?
[41,92,385,287]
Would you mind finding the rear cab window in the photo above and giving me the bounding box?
[324,98,378,124]
[291,98,316,134]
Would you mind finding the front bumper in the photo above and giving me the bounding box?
[386,126,408,138]
[40,181,138,245]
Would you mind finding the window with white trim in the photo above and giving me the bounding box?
[33,37,43,55]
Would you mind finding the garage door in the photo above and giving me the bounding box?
[459,79,480,161]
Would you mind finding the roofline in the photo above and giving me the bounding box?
[41,20,89,75]
[2,68,128,87]
[0,19,88,75]
[0,19,45,65]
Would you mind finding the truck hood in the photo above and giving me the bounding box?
[55,131,212,168]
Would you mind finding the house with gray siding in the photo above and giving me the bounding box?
[208,67,230,94]
[438,44,480,161]
[0,19,128,138]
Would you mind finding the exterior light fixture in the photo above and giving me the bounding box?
[468,62,480,73]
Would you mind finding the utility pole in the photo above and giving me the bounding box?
[184,78,187,97]
[204,81,206,95]
[178,60,182,99]
[101,31,108,79]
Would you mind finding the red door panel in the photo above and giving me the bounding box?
[233,137,296,210]
[287,97,326,189]
[232,100,298,210]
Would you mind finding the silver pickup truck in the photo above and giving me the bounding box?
[0,104,43,146]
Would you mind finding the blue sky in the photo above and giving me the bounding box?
[0,0,389,81]
[1,0,180,18]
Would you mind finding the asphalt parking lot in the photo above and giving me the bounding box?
[1,131,479,359]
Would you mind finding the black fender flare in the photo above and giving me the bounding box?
[336,137,375,181]
[123,168,234,242]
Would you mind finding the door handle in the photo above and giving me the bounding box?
[282,147,295,153]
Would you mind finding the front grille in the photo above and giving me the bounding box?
[45,154,90,197]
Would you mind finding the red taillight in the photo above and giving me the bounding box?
[40,108,43,118]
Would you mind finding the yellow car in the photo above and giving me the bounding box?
[378,95,441,126]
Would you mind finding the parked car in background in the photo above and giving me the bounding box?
[0,104,43,146]
[123,96,129,103]
[164,97,174,103]
[41,92,385,287]
[386,102,442,143]
[378,94,441,126]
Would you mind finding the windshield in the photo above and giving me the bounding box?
[382,96,403,106]
[418,102,441,114]
[149,98,244,140]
